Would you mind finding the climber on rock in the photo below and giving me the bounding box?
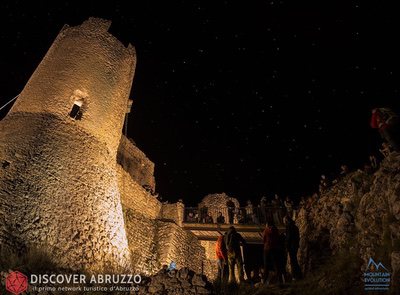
[262,219,284,285]
[371,107,400,151]
[283,215,303,280]
[224,226,247,284]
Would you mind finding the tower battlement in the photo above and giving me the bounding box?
[8,18,136,155]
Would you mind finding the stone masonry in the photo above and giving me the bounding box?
[0,18,207,277]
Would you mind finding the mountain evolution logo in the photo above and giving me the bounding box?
[364,257,391,292]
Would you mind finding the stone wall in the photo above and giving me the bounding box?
[117,163,208,278]
[160,201,185,226]
[200,240,218,281]
[157,221,206,275]
[198,193,240,224]
[123,208,160,275]
[117,135,156,191]
[117,165,161,220]
[0,114,131,273]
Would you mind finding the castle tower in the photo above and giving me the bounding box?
[0,18,135,272]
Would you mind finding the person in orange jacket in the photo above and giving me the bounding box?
[371,108,400,151]
[216,233,227,281]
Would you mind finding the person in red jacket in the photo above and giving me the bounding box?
[262,219,284,285]
[216,233,227,281]
[371,108,400,151]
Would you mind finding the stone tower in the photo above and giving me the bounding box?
[0,18,135,272]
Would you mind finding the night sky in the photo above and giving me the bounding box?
[1,1,400,206]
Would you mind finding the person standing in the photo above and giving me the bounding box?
[271,194,283,225]
[260,196,268,224]
[284,196,294,219]
[225,226,246,283]
[262,219,284,285]
[216,212,225,224]
[216,233,227,281]
[283,215,302,280]
[205,212,214,224]
[245,200,255,224]
[226,198,235,224]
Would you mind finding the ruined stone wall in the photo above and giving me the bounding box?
[160,202,185,226]
[200,241,218,281]
[123,208,160,275]
[117,165,161,219]
[157,221,206,275]
[117,164,161,275]
[198,193,240,224]
[117,135,156,191]
[117,164,208,277]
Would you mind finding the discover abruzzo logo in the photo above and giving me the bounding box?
[3,271,142,293]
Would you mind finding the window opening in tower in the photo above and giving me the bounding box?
[69,100,83,120]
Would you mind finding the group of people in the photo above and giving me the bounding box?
[186,195,299,226]
[186,210,227,224]
[215,215,302,286]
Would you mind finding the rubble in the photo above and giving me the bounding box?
[137,267,212,295]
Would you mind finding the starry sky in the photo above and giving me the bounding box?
[1,1,400,206]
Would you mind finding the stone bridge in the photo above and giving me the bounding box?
[182,206,287,244]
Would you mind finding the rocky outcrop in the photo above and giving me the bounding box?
[297,152,400,291]
[357,152,400,289]
[137,267,212,295]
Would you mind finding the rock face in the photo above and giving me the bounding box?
[297,152,400,290]
[138,267,212,295]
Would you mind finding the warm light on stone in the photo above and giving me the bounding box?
[0,17,135,273]
[0,17,208,277]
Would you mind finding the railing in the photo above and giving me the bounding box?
[183,206,294,226]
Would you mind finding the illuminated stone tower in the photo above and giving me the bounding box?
[0,18,135,272]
